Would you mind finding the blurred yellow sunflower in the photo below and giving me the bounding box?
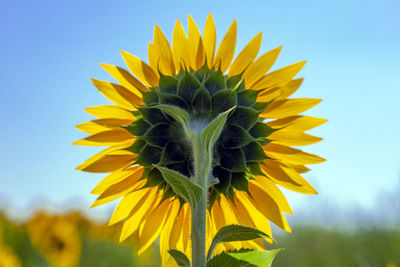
[26,213,81,267]
[0,245,21,267]
[75,14,325,266]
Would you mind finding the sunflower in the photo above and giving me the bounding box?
[26,213,81,267]
[74,14,325,266]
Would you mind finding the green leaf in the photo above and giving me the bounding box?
[206,249,282,267]
[211,89,237,115]
[154,165,203,207]
[207,225,272,260]
[168,249,191,267]
[200,107,235,153]
[153,104,191,135]
[177,72,201,104]
[227,249,282,267]
[221,124,254,148]
[191,86,211,115]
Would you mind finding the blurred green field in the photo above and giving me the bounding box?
[1,211,399,267]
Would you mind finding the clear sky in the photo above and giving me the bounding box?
[1,0,399,219]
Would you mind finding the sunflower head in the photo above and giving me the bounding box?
[75,14,325,264]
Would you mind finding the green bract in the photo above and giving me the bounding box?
[124,64,274,207]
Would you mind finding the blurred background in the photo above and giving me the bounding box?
[0,0,399,266]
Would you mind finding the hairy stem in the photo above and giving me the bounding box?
[191,134,211,267]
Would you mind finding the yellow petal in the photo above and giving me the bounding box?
[119,188,159,242]
[286,163,310,173]
[160,200,181,266]
[213,20,237,73]
[85,105,135,120]
[260,159,316,194]
[268,132,323,146]
[75,121,112,134]
[188,15,205,70]
[248,180,291,232]
[169,206,185,248]
[153,25,175,75]
[76,150,136,173]
[267,115,327,131]
[88,118,133,127]
[75,140,134,169]
[256,87,281,102]
[91,79,143,110]
[264,143,325,165]
[138,200,178,255]
[251,61,306,90]
[243,46,281,88]
[100,63,148,94]
[261,98,322,119]
[121,51,159,87]
[228,32,262,77]
[108,188,150,225]
[172,19,189,72]
[91,165,143,195]
[276,78,303,100]
[91,179,145,208]
[203,13,216,69]
[235,192,273,238]
[253,176,292,214]
[72,128,134,146]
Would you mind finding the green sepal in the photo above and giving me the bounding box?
[221,124,254,148]
[135,144,162,166]
[212,166,231,194]
[160,184,176,202]
[206,225,273,261]
[140,107,169,125]
[200,107,235,153]
[247,162,265,176]
[207,188,218,211]
[211,89,237,116]
[226,74,243,90]
[177,72,201,104]
[193,63,209,82]
[231,172,249,193]
[143,123,171,147]
[144,167,164,187]
[227,106,259,130]
[160,141,186,164]
[154,165,203,208]
[207,249,282,267]
[152,104,191,136]
[125,139,146,154]
[237,89,259,107]
[124,118,151,136]
[191,86,211,115]
[142,90,159,105]
[217,146,247,172]
[249,122,275,138]
[159,93,189,110]
[208,175,219,187]
[168,249,191,267]
[253,102,269,112]
[242,142,268,162]
[204,70,226,96]
[159,75,178,94]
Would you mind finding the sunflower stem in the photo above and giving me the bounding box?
[191,133,211,267]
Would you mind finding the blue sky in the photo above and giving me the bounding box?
[1,0,399,219]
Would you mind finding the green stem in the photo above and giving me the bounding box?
[191,134,211,267]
